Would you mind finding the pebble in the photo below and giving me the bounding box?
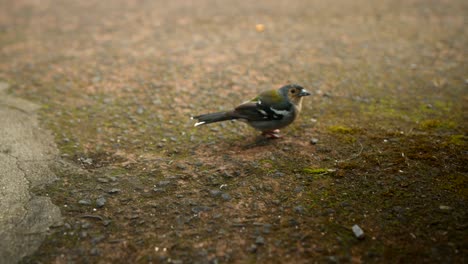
[97,177,109,183]
[210,190,222,197]
[352,224,365,239]
[310,138,319,145]
[439,205,451,210]
[91,235,106,244]
[136,107,144,114]
[294,186,304,193]
[191,206,211,213]
[255,236,265,245]
[263,224,272,234]
[272,171,285,178]
[221,193,231,201]
[294,205,305,214]
[157,180,172,187]
[96,197,106,208]
[153,188,165,193]
[78,199,92,206]
[108,188,121,194]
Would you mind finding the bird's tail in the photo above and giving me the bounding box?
[192,111,237,127]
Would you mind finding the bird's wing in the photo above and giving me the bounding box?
[233,102,271,121]
[234,101,291,121]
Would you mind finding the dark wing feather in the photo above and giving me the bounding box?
[233,101,292,121]
[233,102,270,121]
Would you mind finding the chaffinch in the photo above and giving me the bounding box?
[192,84,310,138]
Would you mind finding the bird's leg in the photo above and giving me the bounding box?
[262,129,282,139]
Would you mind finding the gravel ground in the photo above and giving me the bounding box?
[0,0,466,263]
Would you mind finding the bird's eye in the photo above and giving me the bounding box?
[291,89,296,94]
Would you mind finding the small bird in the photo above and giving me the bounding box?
[192,84,311,138]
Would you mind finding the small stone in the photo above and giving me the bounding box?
[79,157,93,165]
[209,190,222,197]
[157,180,171,187]
[340,202,350,208]
[439,205,451,210]
[108,188,121,194]
[289,218,300,227]
[255,236,265,245]
[294,205,305,214]
[221,193,231,201]
[262,224,272,234]
[153,188,165,193]
[78,199,92,206]
[91,235,106,244]
[272,171,285,178]
[352,224,365,239]
[96,197,106,208]
[294,186,304,193]
[81,222,91,229]
[310,138,319,145]
[97,177,109,183]
[136,107,144,114]
[191,206,211,213]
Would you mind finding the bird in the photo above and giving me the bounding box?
[192,84,311,138]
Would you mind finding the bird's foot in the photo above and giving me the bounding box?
[262,129,282,139]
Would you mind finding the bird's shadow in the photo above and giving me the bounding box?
[241,135,279,149]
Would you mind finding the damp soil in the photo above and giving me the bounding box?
[1,0,467,263]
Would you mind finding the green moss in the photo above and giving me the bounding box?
[439,174,468,199]
[303,168,330,174]
[328,125,355,134]
[448,134,466,146]
[419,119,456,130]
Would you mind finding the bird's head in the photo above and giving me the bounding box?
[279,84,311,105]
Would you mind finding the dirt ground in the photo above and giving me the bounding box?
[1,0,467,263]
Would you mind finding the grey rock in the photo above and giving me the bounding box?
[96,197,106,208]
[136,107,144,114]
[192,206,211,213]
[352,224,365,239]
[263,224,272,234]
[272,171,285,178]
[97,177,109,183]
[108,188,121,194]
[153,188,165,193]
[255,236,265,245]
[221,193,231,201]
[294,205,305,214]
[210,190,222,197]
[78,199,92,206]
[157,180,172,187]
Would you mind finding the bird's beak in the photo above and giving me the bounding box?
[299,89,311,97]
